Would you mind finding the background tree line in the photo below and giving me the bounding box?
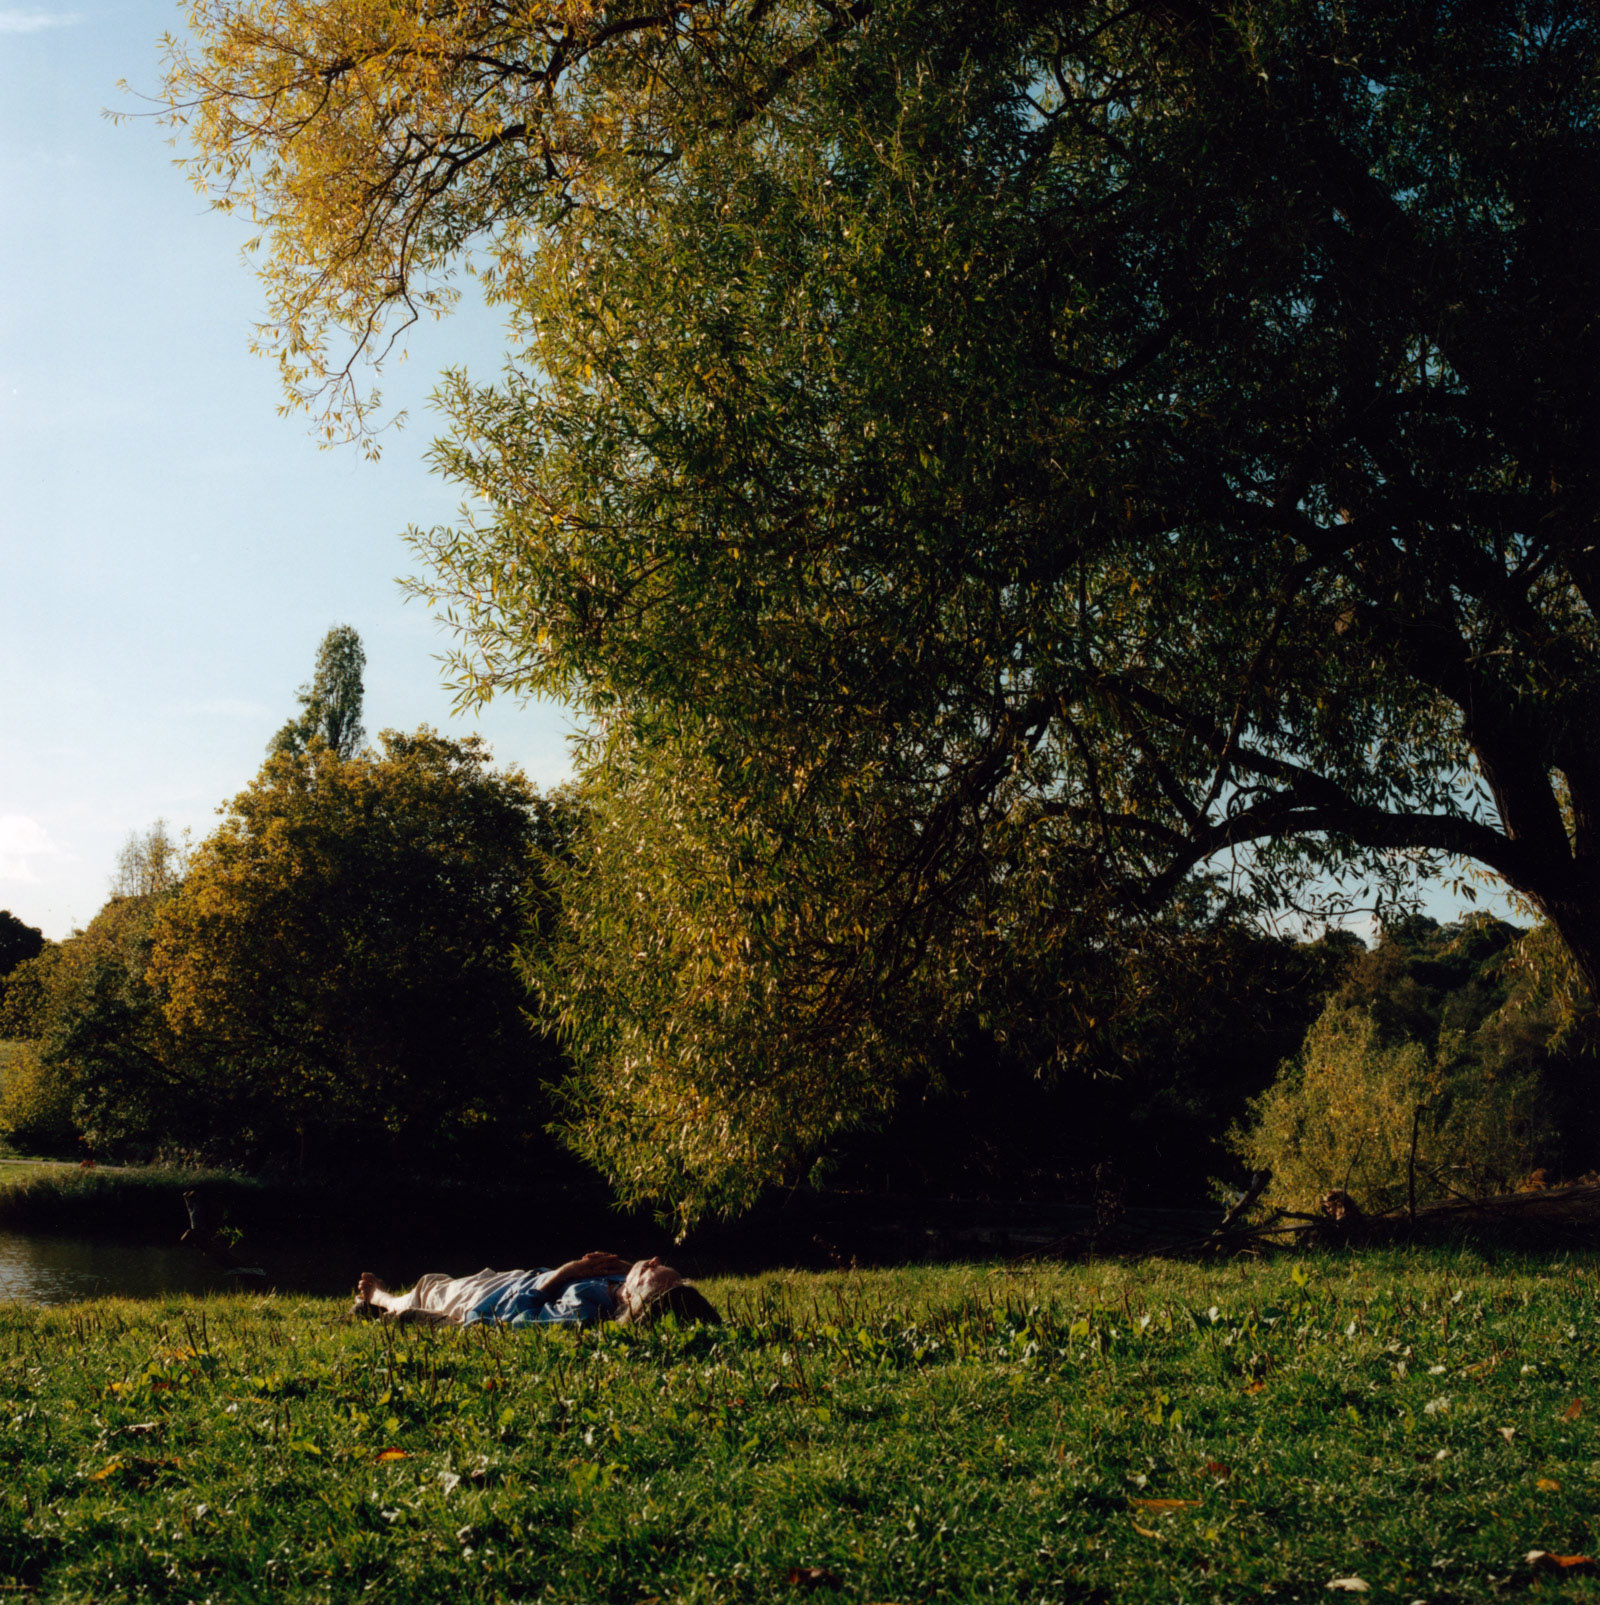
[2,626,1592,1220]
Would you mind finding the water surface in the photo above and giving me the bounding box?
[0,1230,348,1305]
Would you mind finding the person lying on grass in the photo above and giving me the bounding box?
[352,1252,720,1328]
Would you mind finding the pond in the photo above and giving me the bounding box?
[0,1230,344,1305]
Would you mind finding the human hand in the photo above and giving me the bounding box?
[576,1251,630,1278]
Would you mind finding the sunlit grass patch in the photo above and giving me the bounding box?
[0,1162,243,1231]
[0,1158,74,1184]
[4,1252,1600,1601]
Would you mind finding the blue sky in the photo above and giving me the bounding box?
[1,0,572,938]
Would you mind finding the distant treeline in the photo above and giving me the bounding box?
[4,867,1592,1214]
[1,641,1593,1217]
[815,912,1596,1212]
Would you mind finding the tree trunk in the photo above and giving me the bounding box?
[1533,879,1600,1005]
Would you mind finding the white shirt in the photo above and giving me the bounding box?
[387,1267,559,1324]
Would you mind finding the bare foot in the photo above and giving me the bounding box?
[357,1271,388,1303]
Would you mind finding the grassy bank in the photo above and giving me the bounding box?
[0,1164,269,1240]
[4,1253,1600,1602]
[0,1160,82,1187]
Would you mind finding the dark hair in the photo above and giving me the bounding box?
[627,1282,721,1328]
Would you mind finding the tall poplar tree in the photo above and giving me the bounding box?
[269,624,367,759]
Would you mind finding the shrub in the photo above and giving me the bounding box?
[1233,1001,1553,1215]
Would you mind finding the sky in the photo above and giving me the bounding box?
[1,0,574,939]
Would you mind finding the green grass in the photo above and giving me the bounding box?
[4,1252,1600,1602]
[0,1159,75,1183]
[0,1157,156,1188]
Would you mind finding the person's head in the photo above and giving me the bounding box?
[618,1255,681,1314]
[616,1257,720,1326]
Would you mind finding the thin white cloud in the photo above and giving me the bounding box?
[0,815,68,882]
[0,8,82,29]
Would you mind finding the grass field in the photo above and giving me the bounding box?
[4,1252,1600,1602]
[0,1157,141,1188]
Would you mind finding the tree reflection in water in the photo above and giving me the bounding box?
[0,1230,237,1304]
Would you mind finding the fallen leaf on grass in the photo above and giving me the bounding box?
[1499,1427,1516,1443]
[1203,1460,1232,1481]
[1561,1398,1584,1421]
[1326,1579,1369,1593]
[1131,1523,1161,1538]
[1527,1551,1595,1572]
[375,1448,409,1463]
[1129,1498,1200,1513]
[1536,1477,1561,1492]
[785,1567,842,1590]
[1245,1381,1267,1395]
[88,1454,176,1489]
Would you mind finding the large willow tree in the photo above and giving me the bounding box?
[165,1,1600,1220]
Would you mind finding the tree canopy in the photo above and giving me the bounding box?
[109,821,188,901]
[0,911,44,985]
[149,729,563,1166]
[268,624,368,759]
[1235,913,1594,1211]
[165,0,1600,1216]
[2,733,567,1169]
